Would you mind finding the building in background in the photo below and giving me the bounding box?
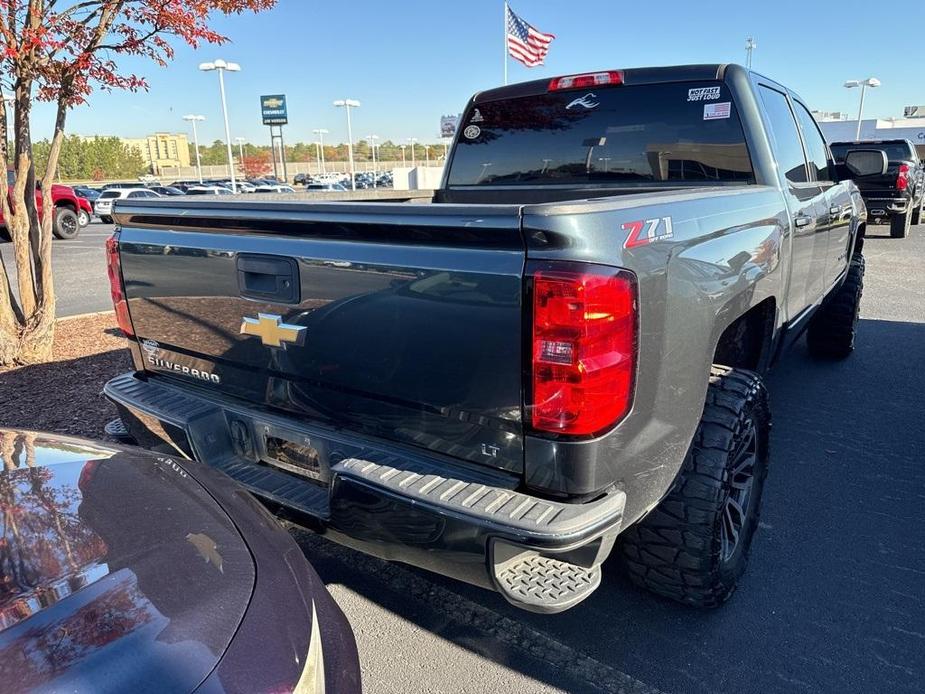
[122,133,191,175]
[814,110,925,158]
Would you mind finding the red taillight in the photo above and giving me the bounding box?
[106,233,134,337]
[897,163,909,191]
[548,70,624,92]
[529,262,637,436]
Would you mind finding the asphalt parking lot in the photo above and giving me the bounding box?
[294,224,925,694]
[0,220,115,317]
[5,221,924,693]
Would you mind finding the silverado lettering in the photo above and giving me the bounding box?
[147,356,221,384]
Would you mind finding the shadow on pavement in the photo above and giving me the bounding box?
[298,318,925,694]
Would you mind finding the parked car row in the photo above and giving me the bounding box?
[295,170,394,189]
[88,179,305,220]
[8,172,359,242]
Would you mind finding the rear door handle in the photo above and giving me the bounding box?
[794,214,812,228]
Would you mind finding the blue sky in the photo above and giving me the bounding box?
[33,0,925,146]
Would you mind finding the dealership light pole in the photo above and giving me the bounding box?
[745,37,757,69]
[367,135,379,187]
[182,114,206,183]
[199,59,241,192]
[334,99,360,190]
[400,144,407,166]
[408,137,418,168]
[234,137,246,175]
[313,141,323,174]
[312,128,328,174]
[844,78,881,140]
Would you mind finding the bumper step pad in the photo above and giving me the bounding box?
[104,417,135,443]
[493,551,601,613]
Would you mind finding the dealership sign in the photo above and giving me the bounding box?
[261,94,288,125]
[903,105,925,118]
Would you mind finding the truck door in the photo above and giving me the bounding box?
[756,85,828,315]
[792,101,852,293]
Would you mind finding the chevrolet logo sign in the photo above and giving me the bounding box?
[240,313,306,348]
[262,97,284,108]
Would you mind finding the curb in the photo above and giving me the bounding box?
[57,309,114,323]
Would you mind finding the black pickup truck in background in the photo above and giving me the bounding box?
[830,139,924,238]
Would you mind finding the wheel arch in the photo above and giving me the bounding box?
[712,297,777,374]
[853,222,866,256]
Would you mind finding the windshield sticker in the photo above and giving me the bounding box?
[623,217,674,249]
[688,87,721,102]
[566,93,599,110]
[463,125,481,139]
[470,108,484,123]
[704,102,732,120]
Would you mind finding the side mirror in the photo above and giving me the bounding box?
[844,149,888,177]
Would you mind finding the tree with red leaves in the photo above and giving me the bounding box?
[0,0,277,365]
[241,150,270,179]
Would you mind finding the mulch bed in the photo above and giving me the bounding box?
[0,312,130,439]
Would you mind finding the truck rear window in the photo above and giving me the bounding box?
[447,81,754,187]
[830,142,916,164]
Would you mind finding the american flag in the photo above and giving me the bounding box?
[506,5,555,68]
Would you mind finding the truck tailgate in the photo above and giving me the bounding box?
[115,200,526,472]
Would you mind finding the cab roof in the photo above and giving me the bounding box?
[473,64,733,104]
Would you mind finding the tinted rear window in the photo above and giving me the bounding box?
[447,81,754,187]
[99,191,121,199]
[830,142,915,163]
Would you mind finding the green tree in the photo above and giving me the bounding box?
[33,136,145,180]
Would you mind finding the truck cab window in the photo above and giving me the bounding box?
[757,86,808,184]
[447,81,754,187]
[793,103,832,182]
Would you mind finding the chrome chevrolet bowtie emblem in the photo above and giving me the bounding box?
[240,313,306,348]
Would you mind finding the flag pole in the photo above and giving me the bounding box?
[503,1,508,85]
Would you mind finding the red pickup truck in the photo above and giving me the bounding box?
[1,171,82,240]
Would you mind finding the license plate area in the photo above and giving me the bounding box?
[264,435,328,483]
[230,416,333,486]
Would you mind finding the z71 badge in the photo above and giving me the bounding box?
[623,217,674,248]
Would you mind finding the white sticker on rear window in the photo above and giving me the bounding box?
[688,87,721,102]
[704,102,732,120]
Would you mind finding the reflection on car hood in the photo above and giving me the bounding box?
[0,430,255,693]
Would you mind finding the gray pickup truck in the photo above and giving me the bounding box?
[104,64,874,614]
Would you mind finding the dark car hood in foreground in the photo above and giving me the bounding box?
[0,430,255,693]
